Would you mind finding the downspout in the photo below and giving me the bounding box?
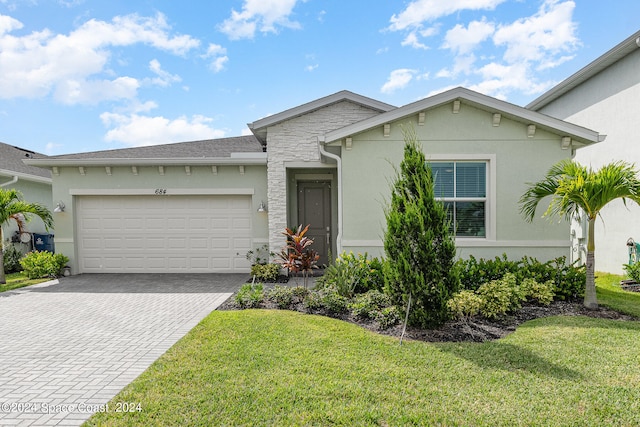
[0,175,18,187]
[317,137,342,255]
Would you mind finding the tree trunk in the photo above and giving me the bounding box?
[584,218,598,309]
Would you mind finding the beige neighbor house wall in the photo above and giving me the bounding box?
[336,102,580,262]
[48,163,267,274]
[532,38,640,274]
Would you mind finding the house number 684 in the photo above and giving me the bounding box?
[154,188,167,195]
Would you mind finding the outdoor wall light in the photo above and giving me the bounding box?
[257,201,267,213]
[54,201,65,213]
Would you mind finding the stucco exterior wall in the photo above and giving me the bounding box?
[49,164,267,273]
[538,49,640,273]
[339,102,574,262]
[266,100,383,255]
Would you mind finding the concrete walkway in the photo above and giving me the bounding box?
[0,274,244,426]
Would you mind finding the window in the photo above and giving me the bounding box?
[430,161,487,237]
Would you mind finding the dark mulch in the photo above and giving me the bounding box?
[217,282,637,343]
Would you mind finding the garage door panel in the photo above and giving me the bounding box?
[77,195,253,273]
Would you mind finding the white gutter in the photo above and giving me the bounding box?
[24,155,267,168]
[317,137,342,255]
[0,175,18,187]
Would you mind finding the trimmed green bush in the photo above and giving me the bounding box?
[457,254,585,301]
[623,262,640,283]
[234,283,264,309]
[250,263,280,282]
[376,306,401,330]
[476,273,525,319]
[349,290,392,320]
[19,251,68,279]
[266,285,295,309]
[520,278,555,305]
[3,245,23,274]
[447,290,484,320]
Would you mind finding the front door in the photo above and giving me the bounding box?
[297,181,331,266]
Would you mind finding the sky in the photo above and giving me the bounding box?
[1,0,639,156]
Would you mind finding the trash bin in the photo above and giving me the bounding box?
[33,233,55,253]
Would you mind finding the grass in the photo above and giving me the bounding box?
[596,271,640,317]
[0,271,51,292]
[85,274,640,427]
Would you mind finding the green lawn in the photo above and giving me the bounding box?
[0,272,51,292]
[86,275,640,426]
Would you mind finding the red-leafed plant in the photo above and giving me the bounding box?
[277,224,319,288]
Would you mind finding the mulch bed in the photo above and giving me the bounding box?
[217,281,638,343]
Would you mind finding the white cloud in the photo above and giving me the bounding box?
[401,31,429,50]
[0,13,200,103]
[389,0,506,31]
[218,0,301,40]
[436,54,477,79]
[442,19,495,54]
[100,111,226,147]
[493,0,578,66]
[202,43,229,72]
[146,59,181,87]
[381,69,417,94]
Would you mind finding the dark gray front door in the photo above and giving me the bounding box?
[297,181,331,266]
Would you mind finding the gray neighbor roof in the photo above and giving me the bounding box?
[25,135,265,167]
[0,142,51,180]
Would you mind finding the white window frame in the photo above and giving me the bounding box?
[426,154,496,243]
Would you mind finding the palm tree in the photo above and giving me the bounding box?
[0,188,54,284]
[520,159,640,309]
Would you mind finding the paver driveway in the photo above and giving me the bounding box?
[0,274,244,426]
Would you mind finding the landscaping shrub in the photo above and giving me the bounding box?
[623,262,640,283]
[250,263,280,282]
[447,290,484,320]
[376,306,401,330]
[476,273,525,319]
[317,252,385,297]
[457,254,585,301]
[19,251,68,279]
[520,278,555,305]
[383,127,460,328]
[266,285,295,309]
[3,245,23,274]
[234,283,264,309]
[349,290,392,320]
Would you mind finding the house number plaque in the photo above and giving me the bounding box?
[154,188,167,195]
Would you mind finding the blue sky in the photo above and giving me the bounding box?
[1,0,639,155]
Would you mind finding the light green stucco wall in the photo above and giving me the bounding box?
[49,164,267,273]
[339,102,573,262]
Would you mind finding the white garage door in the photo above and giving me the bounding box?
[76,195,252,273]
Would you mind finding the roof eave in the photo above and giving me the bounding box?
[24,154,267,168]
[323,87,602,146]
[0,168,52,184]
[527,30,640,111]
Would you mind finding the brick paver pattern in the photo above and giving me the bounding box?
[0,274,243,426]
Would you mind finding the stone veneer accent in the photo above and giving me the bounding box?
[266,100,382,254]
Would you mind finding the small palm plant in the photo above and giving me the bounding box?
[277,224,319,288]
[0,188,53,284]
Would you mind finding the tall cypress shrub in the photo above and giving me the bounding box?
[383,127,459,327]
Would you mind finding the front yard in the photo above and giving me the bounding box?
[0,272,51,293]
[85,275,640,426]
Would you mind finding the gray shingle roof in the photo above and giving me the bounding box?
[44,135,263,160]
[0,142,51,179]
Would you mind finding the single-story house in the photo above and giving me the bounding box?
[527,29,640,274]
[1,142,53,253]
[25,87,603,274]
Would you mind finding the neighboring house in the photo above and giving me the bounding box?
[25,88,603,274]
[527,30,640,274]
[0,142,53,252]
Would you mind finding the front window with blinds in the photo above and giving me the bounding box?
[430,161,487,237]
